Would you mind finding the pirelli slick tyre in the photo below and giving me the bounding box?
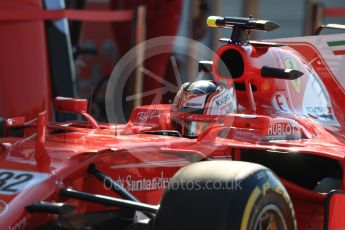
[153,161,296,230]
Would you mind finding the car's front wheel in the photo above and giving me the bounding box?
[153,160,296,230]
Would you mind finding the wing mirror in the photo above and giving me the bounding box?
[54,97,99,129]
[54,97,88,114]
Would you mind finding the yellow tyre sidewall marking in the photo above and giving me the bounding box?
[240,186,262,230]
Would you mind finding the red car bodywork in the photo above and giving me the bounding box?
[0,7,345,230]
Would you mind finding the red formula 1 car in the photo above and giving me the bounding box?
[1,16,345,230]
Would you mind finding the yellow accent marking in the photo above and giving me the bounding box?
[241,186,261,230]
[274,185,291,207]
[284,58,301,93]
[262,181,270,196]
[206,16,220,27]
[291,79,301,93]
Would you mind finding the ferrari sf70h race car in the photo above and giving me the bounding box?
[1,16,345,230]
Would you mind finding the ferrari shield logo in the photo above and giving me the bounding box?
[291,79,301,93]
[284,58,301,93]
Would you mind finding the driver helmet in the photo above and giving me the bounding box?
[170,80,236,138]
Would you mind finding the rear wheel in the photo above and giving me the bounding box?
[153,161,296,230]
